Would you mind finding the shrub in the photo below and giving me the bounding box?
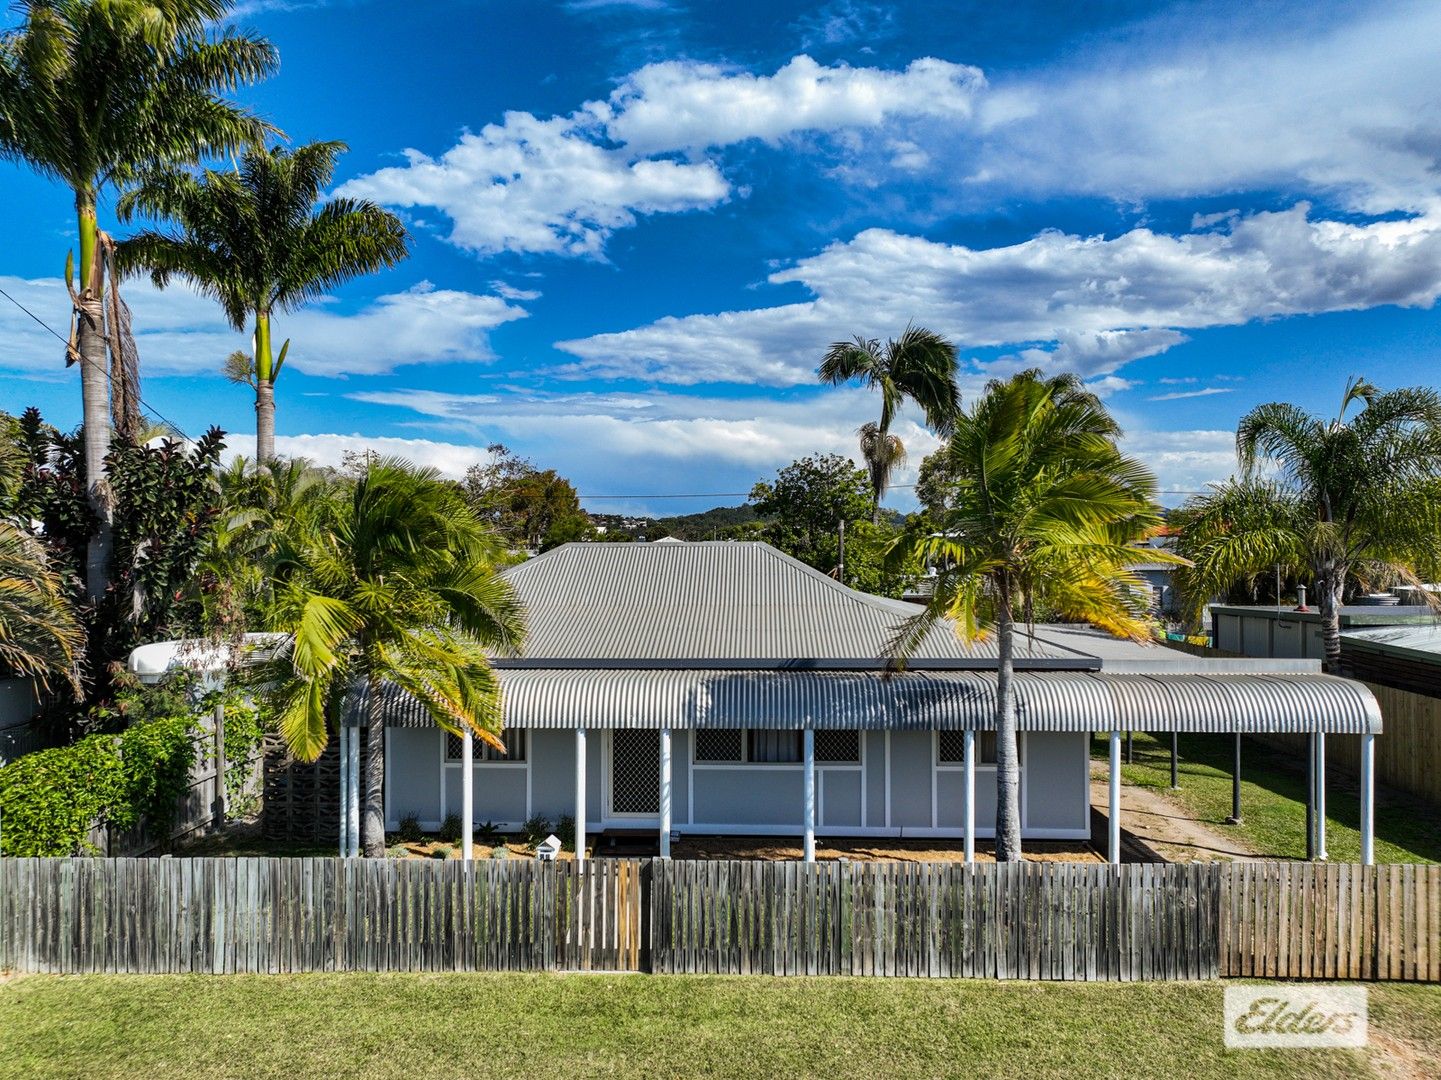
[490,846,508,860]
[397,813,423,844]
[556,814,576,852]
[521,812,553,848]
[439,812,462,844]
[0,714,197,856]
[431,845,450,859]
[476,820,500,845]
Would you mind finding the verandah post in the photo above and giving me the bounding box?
[575,728,587,865]
[461,728,473,862]
[962,729,975,865]
[1107,730,1122,865]
[659,727,672,859]
[1360,732,1375,866]
[1316,731,1327,861]
[802,728,815,863]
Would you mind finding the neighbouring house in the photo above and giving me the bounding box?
[1205,603,1441,808]
[316,539,1381,862]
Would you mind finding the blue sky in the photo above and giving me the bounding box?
[4,0,1441,515]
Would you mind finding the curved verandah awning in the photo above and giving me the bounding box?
[352,669,1382,735]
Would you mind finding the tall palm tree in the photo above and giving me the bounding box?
[887,370,1178,861]
[0,0,277,600]
[119,142,408,464]
[819,324,959,523]
[1174,378,1441,671]
[256,459,526,856]
[0,522,85,695]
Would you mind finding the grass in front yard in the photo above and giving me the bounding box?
[1092,733,1441,864]
[3,973,1439,1080]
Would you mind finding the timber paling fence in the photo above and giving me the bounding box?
[0,858,1436,981]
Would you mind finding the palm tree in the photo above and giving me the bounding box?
[1174,378,1441,671]
[0,522,84,695]
[819,324,959,523]
[0,0,277,600]
[887,370,1178,861]
[119,142,409,464]
[256,459,525,856]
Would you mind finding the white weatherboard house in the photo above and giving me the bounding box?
[356,539,1384,864]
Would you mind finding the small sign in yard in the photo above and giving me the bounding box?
[1224,986,1367,1049]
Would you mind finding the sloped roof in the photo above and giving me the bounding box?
[498,540,1083,667]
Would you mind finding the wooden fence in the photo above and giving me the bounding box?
[0,857,644,975]
[652,860,1219,980]
[1,857,1436,981]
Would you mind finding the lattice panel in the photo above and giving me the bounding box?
[814,729,860,763]
[445,728,526,761]
[694,729,743,762]
[938,731,1007,765]
[611,729,660,814]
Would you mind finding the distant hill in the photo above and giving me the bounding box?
[589,503,760,541]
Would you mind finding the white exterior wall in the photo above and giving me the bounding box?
[384,727,1090,840]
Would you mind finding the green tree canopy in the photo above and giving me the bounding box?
[463,444,593,552]
[256,459,526,856]
[118,140,409,464]
[818,324,960,523]
[888,370,1177,860]
[1173,377,1441,670]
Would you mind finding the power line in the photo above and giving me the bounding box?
[0,284,197,443]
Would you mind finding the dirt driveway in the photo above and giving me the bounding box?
[1089,767,1258,863]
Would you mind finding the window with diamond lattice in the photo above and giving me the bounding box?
[814,730,860,763]
[445,727,526,762]
[695,729,743,762]
[937,731,1007,765]
[611,729,660,814]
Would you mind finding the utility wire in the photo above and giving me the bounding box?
[0,284,197,443]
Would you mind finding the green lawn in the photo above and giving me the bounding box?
[2,973,1439,1079]
[1092,732,1441,864]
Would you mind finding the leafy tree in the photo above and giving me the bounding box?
[1174,378,1441,670]
[818,324,960,523]
[749,453,872,576]
[118,141,408,464]
[257,459,526,856]
[0,0,277,598]
[463,444,593,551]
[888,371,1178,861]
[2,407,226,719]
[0,522,84,695]
[198,455,334,634]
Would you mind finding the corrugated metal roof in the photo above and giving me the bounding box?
[1342,624,1441,664]
[348,669,1380,734]
[499,541,1080,664]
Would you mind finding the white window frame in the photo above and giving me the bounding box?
[689,727,864,768]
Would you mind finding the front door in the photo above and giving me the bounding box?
[609,729,660,818]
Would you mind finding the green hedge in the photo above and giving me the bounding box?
[0,714,198,856]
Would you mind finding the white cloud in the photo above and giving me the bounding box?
[602,55,982,154]
[1147,387,1235,402]
[1118,428,1239,499]
[967,2,1441,215]
[337,111,729,258]
[224,432,498,477]
[557,205,1441,385]
[0,275,527,378]
[345,384,944,509]
[339,55,981,257]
